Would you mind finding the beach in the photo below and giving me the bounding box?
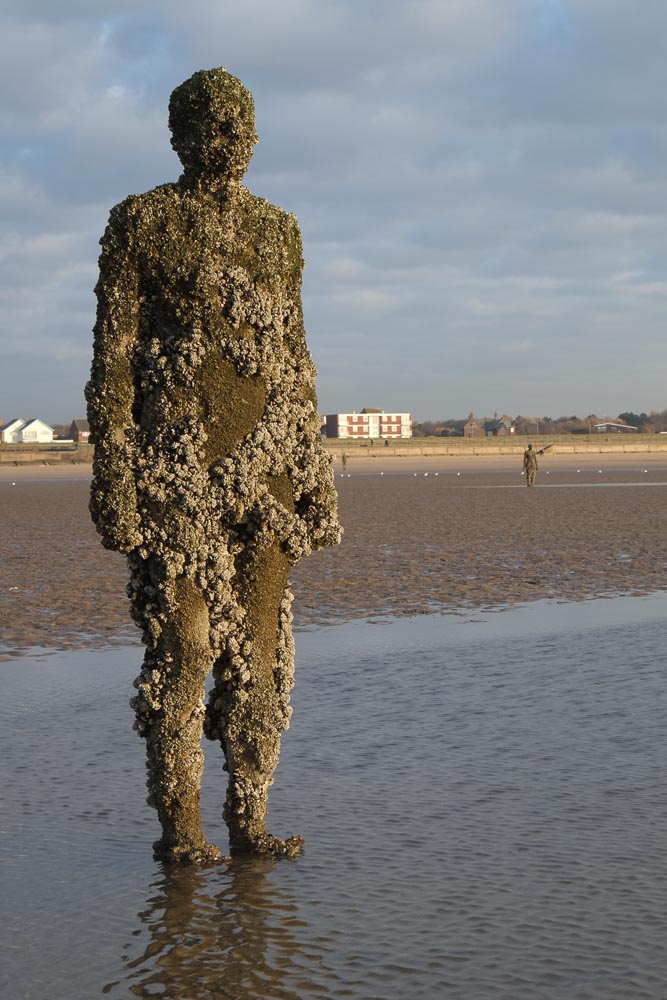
[2,452,667,657]
[2,454,667,998]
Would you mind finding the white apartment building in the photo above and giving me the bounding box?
[325,408,412,439]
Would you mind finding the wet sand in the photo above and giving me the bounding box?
[3,598,667,998]
[3,458,667,997]
[2,455,667,658]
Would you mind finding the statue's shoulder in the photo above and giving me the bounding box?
[240,188,303,271]
[107,183,182,231]
[242,188,299,232]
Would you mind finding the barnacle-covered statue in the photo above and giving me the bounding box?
[86,68,340,863]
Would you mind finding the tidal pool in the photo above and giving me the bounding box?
[2,593,666,999]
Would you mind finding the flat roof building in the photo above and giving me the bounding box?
[595,422,637,433]
[325,409,412,439]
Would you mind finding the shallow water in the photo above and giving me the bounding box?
[2,594,666,999]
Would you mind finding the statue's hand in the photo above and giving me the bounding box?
[93,503,143,553]
[90,458,143,553]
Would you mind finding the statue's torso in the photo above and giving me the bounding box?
[122,184,308,468]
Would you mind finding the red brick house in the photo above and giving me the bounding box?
[69,419,91,443]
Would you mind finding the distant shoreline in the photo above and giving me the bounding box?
[2,447,666,481]
[3,433,667,469]
[3,452,667,660]
[322,435,667,459]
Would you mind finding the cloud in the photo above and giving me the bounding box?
[495,338,538,355]
[1,0,666,421]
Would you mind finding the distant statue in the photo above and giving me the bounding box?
[523,443,539,486]
[86,68,341,863]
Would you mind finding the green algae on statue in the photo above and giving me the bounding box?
[86,68,341,864]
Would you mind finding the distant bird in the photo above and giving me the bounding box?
[577,468,581,473]
[643,468,648,473]
[11,482,16,486]
[598,469,603,474]
[457,472,461,477]
[546,470,550,475]
[380,471,384,476]
[424,472,429,477]
[434,472,439,477]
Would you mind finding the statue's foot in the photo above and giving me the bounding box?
[230,833,304,858]
[152,838,228,866]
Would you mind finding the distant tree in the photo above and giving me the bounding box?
[618,412,650,429]
[513,415,537,435]
[440,419,466,436]
[544,415,586,434]
[412,418,467,437]
[648,409,667,432]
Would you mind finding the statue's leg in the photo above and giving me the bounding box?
[130,557,222,864]
[205,542,302,857]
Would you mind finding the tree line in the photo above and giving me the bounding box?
[413,409,667,437]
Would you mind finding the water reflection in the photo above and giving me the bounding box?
[105,859,314,999]
[6,597,667,999]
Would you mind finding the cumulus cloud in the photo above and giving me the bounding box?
[1,0,666,421]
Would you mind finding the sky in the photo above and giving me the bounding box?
[2,0,666,424]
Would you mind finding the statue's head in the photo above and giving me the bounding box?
[168,68,258,182]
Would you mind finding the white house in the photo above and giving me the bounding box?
[1,418,54,444]
[1,418,26,443]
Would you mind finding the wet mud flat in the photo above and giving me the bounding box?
[2,595,666,999]
[3,461,667,997]
[2,462,667,657]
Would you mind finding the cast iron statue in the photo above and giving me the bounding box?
[86,67,340,863]
[522,443,538,487]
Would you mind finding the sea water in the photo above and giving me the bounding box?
[1,593,666,999]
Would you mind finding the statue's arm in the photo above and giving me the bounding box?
[283,216,341,553]
[85,199,143,552]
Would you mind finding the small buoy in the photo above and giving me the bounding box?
[598,469,602,474]
[11,482,16,486]
[413,473,417,477]
[546,470,550,475]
